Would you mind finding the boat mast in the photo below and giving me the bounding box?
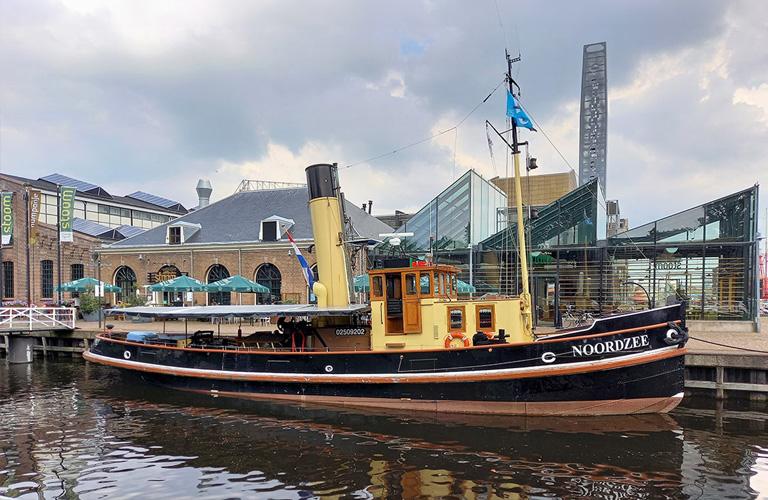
[506,50,533,336]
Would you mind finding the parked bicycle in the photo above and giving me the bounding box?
[562,304,595,329]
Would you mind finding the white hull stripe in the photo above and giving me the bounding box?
[84,346,683,384]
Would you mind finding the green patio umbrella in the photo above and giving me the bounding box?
[205,274,270,306]
[352,274,476,294]
[57,277,122,293]
[204,275,269,293]
[149,275,205,292]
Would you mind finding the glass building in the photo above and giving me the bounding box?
[606,185,760,321]
[376,172,760,325]
[479,183,759,324]
[392,170,507,252]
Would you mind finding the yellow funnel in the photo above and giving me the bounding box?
[305,163,351,307]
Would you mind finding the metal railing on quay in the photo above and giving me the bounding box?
[0,307,76,331]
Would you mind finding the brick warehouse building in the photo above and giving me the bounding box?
[97,184,392,306]
[0,173,187,305]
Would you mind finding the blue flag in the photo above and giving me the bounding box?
[506,91,536,130]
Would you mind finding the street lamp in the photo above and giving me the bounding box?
[623,281,651,309]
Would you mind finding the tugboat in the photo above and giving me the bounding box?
[84,58,688,416]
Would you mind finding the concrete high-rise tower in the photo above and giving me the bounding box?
[578,42,607,196]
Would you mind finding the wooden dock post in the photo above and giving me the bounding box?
[715,365,725,400]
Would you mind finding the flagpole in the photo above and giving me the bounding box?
[506,50,533,338]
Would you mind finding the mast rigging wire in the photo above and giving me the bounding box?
[342,78,505,169]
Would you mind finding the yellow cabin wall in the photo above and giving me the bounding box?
[370,297,527,350]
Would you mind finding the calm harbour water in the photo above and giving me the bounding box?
[1,360,766,500]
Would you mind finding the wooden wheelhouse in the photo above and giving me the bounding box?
[368,263,528,350]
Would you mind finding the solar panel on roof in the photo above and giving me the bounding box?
[72,217,112,237]
[115,225,146,239]
[40,173,100,192]
[126,191,181,209]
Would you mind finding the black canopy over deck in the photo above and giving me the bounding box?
[105,304,370,319]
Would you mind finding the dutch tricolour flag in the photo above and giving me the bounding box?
[286,231,314,290]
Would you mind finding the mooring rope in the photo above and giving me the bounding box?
[688,335,768,355]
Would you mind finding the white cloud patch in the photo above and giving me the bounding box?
[733,83,768,125]
[365,71,408,98]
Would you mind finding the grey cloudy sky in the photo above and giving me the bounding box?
[1,0,766,229]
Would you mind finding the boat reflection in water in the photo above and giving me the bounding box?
[100,375,691,499]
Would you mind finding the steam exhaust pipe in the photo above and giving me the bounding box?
[305,163,351,308]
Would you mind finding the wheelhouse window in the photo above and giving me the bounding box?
[40,260,53,299]
[477,305,495,332]
[2,261,13,298]
[448,306,465,332]
[404,273,417,296]
[419,272,432,296]
[371,275,384,299]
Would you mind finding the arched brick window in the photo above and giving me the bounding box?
[255,264,281,304]
[207,264,231,305]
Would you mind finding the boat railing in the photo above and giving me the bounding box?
[100,333,373,353]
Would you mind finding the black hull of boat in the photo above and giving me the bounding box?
[129,354,684,415]
[84,304,688,416]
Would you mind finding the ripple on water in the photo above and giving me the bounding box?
[1,362,768,499]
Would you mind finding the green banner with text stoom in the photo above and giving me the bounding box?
[1,192,13,245]
[59,186,76,243]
